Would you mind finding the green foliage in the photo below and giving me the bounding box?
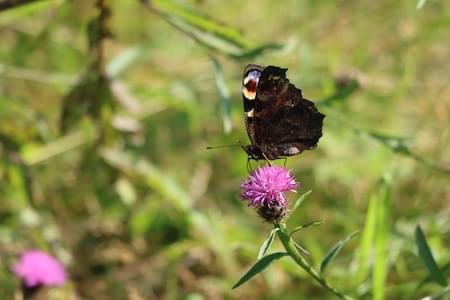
[211,57,232,133]
[320,231,359,276]
[232,252,289,289]
[352,174,392,300]
[415,225,448,287]
[148,0,283,59]
[289,220,324,237]
[257,228,279,260]
[373,174,392,300]
[290,190,312,215]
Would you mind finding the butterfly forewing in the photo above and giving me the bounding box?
[242,65,264,147]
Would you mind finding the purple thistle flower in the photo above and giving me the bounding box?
[13,250,67,288]
[241,166,298,222]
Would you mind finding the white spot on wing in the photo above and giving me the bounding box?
[246,108,254,118]
[286,146,300,155]
[243,88,256,100]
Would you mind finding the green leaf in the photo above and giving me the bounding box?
[415,225,448,287]
[257,228,279,259]
[293,240,309,255]
[417,262,450,290]
[231,43,284,60]
[152,0,248,48]
[320,231,359,275]
[232,252,288,289]
[147,0,282,59]
[289,220,324,237]
[291,190,312,215]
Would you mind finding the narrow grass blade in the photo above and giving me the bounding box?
[152,0,248,48]
[148,0,245,56]
[22,129,96,165]
[373,173,392,300]
[352,189,377,285]
[415,225,448,287]
[145,0,282,59]
[416,0,427,10]
[320,231,359,276]
[211,57,232,133]
[231,43,284,60]
[232,252,288,289]
[257,228,279,259]
[107,45,149,78]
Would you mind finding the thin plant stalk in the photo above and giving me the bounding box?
[276,223,355,300]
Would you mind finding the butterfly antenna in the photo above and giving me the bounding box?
[206,140,244,150]
[206,144,242,150]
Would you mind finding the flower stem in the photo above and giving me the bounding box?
[276,223,355,300]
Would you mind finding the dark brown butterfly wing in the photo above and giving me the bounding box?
[256,66,323,146]
[243,65,324,160]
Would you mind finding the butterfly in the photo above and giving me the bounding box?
[242,64,325,160]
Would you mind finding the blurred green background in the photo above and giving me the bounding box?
[0,0,449,299]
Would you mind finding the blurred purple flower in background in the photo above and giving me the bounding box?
[241,165,298,222]
[13,250,67,288]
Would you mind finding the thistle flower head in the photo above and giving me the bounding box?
[241,165,298,222]
[13,250,67,288]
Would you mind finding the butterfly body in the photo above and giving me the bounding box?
[242,64,324,160]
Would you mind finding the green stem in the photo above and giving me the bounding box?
[276,223,355,300]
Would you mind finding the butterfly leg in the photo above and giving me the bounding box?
[283,158,287,167]
[247,157,254,173]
